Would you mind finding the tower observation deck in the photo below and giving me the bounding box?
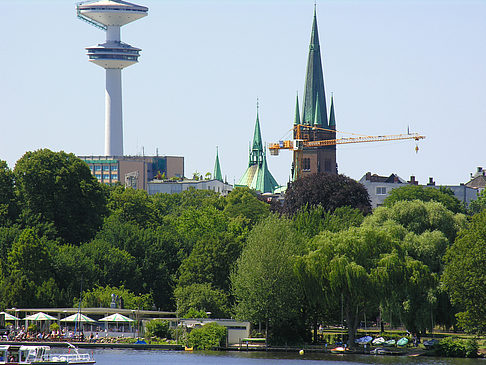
[77,0,148,157]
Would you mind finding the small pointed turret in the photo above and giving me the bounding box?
[213,147,223,181]
[294,93,301,125]
[329,94,336,129]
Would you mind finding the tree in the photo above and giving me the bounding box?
[0,228,61,308]
[231,215,306,343]
[0,160,18,225]
[297,223,437,345]
[442,211,486,333]
[384,185,464,214]
[292,205,364,239]
[363,200,465,244]
[79,284,153,310]
[283,173,371,216]
[14,149,107,244]
[107,186,154,228]
[174,283,230,318]
[468,190,486,215]
[223,187,270,227]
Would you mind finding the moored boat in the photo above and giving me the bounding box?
[372,337,385,345]
[0,344,94,365]
[383,339,396,346]
[397,337,409,347]
[355,335,372,345]
[330,346,348,354]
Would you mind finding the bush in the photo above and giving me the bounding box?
[435,337,478,358]
[184,308,208,319]
[50,323,60,332]
[27,324,37,332]
[145,320,171,339]
[186,322,227,350]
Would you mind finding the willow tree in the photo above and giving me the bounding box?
[295,223,437,346]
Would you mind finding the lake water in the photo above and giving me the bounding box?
[91,349,486,365]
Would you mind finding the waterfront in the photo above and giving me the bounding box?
[92,349,485,365]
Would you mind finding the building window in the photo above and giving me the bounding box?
[111,174,118,180]
[303,158,310,171]
[94,165,101,171]
[103,174,110,180]
[376,187,387,195]
[103,165,110,171]
[111,165,118,171]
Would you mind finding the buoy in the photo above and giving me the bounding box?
[299,349,304,355]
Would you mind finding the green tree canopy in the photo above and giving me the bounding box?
[468,189,486,215]
[78,284,153,310]
[223,187,270,227]
[442,211,486,333]
[14,149,107,244]
[231,215,305,343]
[283,173,371,216]
[363,200,465,244]
[0,160,18,226]
[384,185,464,213]
[174,283,230,318]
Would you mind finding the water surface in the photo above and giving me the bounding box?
[91,349,486,365]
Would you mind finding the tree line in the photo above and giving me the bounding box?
[1,149,485,345]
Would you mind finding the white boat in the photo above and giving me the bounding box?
[0,344,95,365]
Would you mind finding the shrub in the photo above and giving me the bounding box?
[184,308,208,319]
[27,324,37,332]
[145,320,171,339]
[50,323,60,332]
[186,322,227,350]
[435,337,478,358]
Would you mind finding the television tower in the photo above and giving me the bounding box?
[77,0,148,156]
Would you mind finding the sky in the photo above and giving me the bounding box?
[1,0,485,186]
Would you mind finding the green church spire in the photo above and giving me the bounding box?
[250,101,264,165]
[236,101,280,193]
[329,94,336,129]
[294,92,301,125]
[213,147,222,181]
[302,9,328,127]
[252,101,263,153]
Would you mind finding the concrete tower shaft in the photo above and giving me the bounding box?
[78,0,148,157]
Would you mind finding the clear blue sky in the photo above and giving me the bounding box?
[1,0,485,186]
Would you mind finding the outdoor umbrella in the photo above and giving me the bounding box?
[99,313,134,332]
[60,313,96,323]
[24,312,57,321]
[0,312,20,321]
[98,313,134,322]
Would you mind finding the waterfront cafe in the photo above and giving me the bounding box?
[4,307,176,339]
[4,308,250,345]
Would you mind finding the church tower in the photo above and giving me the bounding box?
[237,104,280,193]
[293,8,337,178]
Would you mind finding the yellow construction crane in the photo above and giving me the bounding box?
[268,124,425,180]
